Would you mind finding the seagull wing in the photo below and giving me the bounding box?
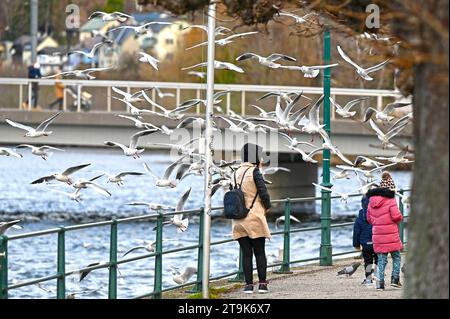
[130,129,157,149]
[143,163,160,179]
[343,97,369,112]
[62,163,91,176]
[369,119,385,137]
[85,182,111,197]
[181,62,207,71]
[5,119,34,133]
[337,45,362,70]
[223,31,258,41]
[116,172,144,178]
[267,53,297,62]
[112,87,128,98]
[104,141,128,152]
[236,53,259,62]
[365,58,391,74]
[36,111,62,131]
[363,107,377,122]
[176,187,192,212]
[31,175,56,184]
[122,246,146,257]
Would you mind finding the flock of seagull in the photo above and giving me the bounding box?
[0,8,414,295]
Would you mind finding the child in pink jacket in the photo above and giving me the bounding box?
[367,172,403,290]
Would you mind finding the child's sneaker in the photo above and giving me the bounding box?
[361,278,373,285]
[391,277,402,288]
[258,282,269,293]
[376,281,385,290]
[243,284,254,294]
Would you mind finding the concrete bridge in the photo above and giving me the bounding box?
[0,79,413,210]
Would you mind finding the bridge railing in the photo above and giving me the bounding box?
[0,189,410,299]
[0,78,402,118]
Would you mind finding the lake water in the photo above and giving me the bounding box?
[0,147,412,298]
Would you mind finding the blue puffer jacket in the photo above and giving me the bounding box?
[353,196,373,249]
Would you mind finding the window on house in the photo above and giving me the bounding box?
[166,38,174,45]
[166,53,174,60]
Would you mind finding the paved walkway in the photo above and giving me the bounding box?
[221,256,404,299]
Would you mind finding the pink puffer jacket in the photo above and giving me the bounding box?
[366,188,403,253]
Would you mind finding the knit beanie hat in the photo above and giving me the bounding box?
[380,172,396,192]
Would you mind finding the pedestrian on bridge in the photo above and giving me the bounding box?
[367,172,403,291]
[48,69,64,111]
[353,195,378,285]
[232,143,272,294]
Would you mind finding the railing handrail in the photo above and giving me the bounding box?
[0,188,411,299]
[0,77,402,95]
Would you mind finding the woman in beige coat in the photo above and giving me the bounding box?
[232,143,272,294]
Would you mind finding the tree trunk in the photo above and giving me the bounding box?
[405,0,449,298]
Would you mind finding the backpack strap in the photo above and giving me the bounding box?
[238,167,252,187]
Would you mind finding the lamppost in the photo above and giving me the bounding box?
[320,26,333,266]
[202,2,216,299]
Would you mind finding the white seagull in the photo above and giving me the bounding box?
[182,60,244,73]
[100,171,145,186]
[336,163,397,180]
[0,220,22,235]
[171,266,197,285]
[112,87,151,103]
[157,188,191,233]
[186,31,258,50]
[49,188,83,203]
[16,144,64,160]
[0,147,23,158]
[275,215,301,230]
[88,11,132,22]
[277,11,319,24]
[104,129,157,159]
[107,21,173,35]
[143,160,190,188]
[337,45,391,81]
[236,53,297,69]
[280,63,339,78]
[329,97,369,118]
[43,67,112,80]
[122,241,156,257]
[138,52,160,70]
[115,114,155,130]
[5,112,62,138]
[376,149,414,164]
[68,40,112,60]
[286,145,324,163]
[31,163,91,185]
[187,71,206,79]
[72,175,111,197]
[353,156,384,168]
[363,102,411,123]
[369,119,408,147]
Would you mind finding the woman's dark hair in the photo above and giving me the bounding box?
[241,143,263,165]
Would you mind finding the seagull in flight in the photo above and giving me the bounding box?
[353,156,384,168]
[72,174,111,197]
[186,31,258,50]
[113,98,154,118]
[376,149,414,164]
[275,215,301,230]
[43,67,113,80]
[107,22,173,35]
[368,119,409,147]
[138,52,160,70]
[116,114,155,130]
[0,220,22,235]
[99,171,145,186]
[171,266,197,285]
[154,188,192,233]
[143,159,191,188]
[280,63,339,78]
[68,40,112,60]
[286,144,324,163]
[5,112,61,137]
[336,163,397,180]
[122,240,156,257]
[48,188,83,203]
[31,163,91,185]
[0,147,23,158]
[154,87,175,99]
[329,97,369,118]
[88,11,132,22]
[276,11,319,24]
[187,71,206,79]
[104,129,157,159]
[15,144,64,160]
[363,102,411,123]
[236,53,297,69]
[182,25,232,37]
[337,45,391,81]
[278,132,315,149]
[182,60,244,73]
[112,87,151,103]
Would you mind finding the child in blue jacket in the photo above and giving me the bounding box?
[353,195,378,284]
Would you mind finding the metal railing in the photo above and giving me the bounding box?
[0,189,410,299]
[0,78,402,117]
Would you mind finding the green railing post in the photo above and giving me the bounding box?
[108,219,118,299]
[229,248,245,282]
[56,227,65,299]
[275,199,293,274]
[153,211,163,299]
[0,236,8,299]
[320,26,333,266]
[398,190,405,246]
[192,208,204,292]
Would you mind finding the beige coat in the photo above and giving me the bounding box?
[232,163,271,240]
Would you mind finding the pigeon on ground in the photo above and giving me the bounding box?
[337,262,361,277]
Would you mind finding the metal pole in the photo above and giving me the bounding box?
[30,0,38,64]
[192,209,204,293]
[56,228,66,299]
[320,27,333,266]
[275,199,293,273]
[108,219,118,299]
[0,236,8,299]
[153,212,163,299]
[398,190,405,245]
[202,2,216,299]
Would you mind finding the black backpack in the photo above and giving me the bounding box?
[223,167,258,219]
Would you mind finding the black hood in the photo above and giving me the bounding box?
[366,187,396,199]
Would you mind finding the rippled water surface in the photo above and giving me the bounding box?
[0,147,412,298]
